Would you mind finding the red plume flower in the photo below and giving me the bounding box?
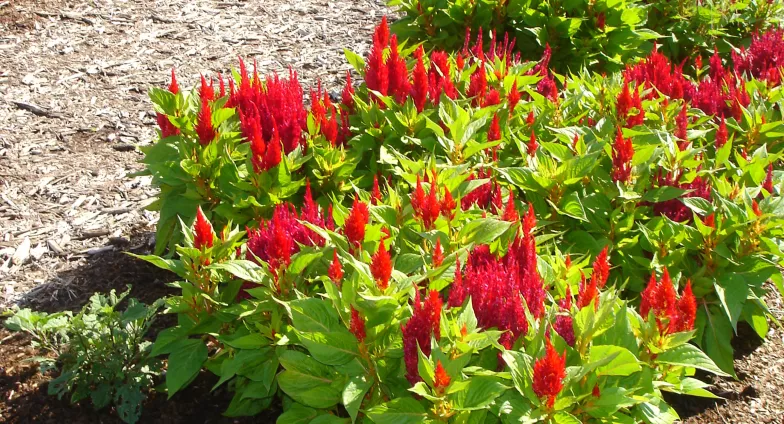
[199,75,215,102]
[168,68,179,94]
[577,271,599,310]
[432,238,444,267]
[553,286,575,346]
[527,131,538,156]
[526,111,535,126]
[345,197,369,249]
[591,247,610,288]
[502,191,519,222]
[716,115,728,148]
[533,338,567,409]
[342,71,355,112]
[388,35,411,104]
[261,119,282,170]
[676,103,689,148]
[448,259,465,307]
[411,46,429,112]
[328,250,343,286]
[371,175,382,205]
[433,360,451,392]
[440,186,456,220]
[413,177,441,230]
[752,199,762,217]
[467,61,488,106]
[675,280,696,332]
[156,113,179,138]
[611,127,634,183]
[508,81,521,116]
[193,207,214,250]
[488,113,501,142]
[596,12,606,30]
[763,164,774,193]
[617,83,633,123]
[640,268,688,334]
[370,237,392,290]
[483,89,501,107]
[350,307,366,342]
[195,100,216,146]
[402,289,442,385]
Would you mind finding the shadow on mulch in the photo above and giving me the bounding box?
[0,233,279,423]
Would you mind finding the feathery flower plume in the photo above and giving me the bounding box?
[528,131,539,156]
[763,164,774,193]
[328,250,344,286]
[193,207,214,250]
[402,290,442,385]
[432,238,444,267]
[345,197,369,249]
[371,175,382,205]
[611,127,634,183]
[370,237,392,290]
[532,338,567,408]
[350,307,366,342]
[553,286,575,346]
[716,115,728,148]
[411,46,429,112]
[488,113,501,142]
[433,360,451,393]
[195,101,216,146]
[592,246,610,288]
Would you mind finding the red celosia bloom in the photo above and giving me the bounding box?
[345,197,369,249]
[342,71,355,112]
[388,35,411,104]
[483,89,501,107]
[412,176,426,213]
[350,307,366,342]
[371,175,382,205]
[370,238,392,290]
[373,16,389,49]
[596,12,606,30]
[156,113,179,138]
[428,50,457,104]
[193,207,214,250]
[412,177,441,230]
[168,68,179,94]
[199,75,215,102]
[488,113,501,142]
[195,101,216,146]
[261,119,282,170]
[617,83,633,123]
[675,281,696,333]
[592,385,601,398]
[456,54,465,71]
[467,61,488,106]
[502,191,519,222]
[508,81,521,116]
[433,360,451,392]
[704,213,716,228]
[432,238,444,267]
[402,289,442,385]
[532,338,567,408]
[440,186,456,220]
[763,164,774,193]
[365,19,390,101]
[461,169,495,210]
[732,29,784,86]
[528,131,538,156]
[565,255,572,268]
[577,271,599,310]
[715,115,728,148]
[640,268,691,334]
[752,199,762,217]
[217,73,226,98]
[411,47,429,112]
[676,103,689,149]
[592,246,610,288]
[611,127,634,183]
[526,111,535,126]
[328,249,343,286]
[553,286,575,346]
[652,169,711,222]
[448,259,465,307]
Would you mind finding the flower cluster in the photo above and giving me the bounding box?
[611,127,634,183]
[652,170,711,222]
[402,289,443,385]
[411,174,454,229]
[732,29,784,86]
[344,197,370,249]
[532,337,566,408]
[639,268,696,334]
[193,206,215,251]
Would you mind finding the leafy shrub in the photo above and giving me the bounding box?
[140,17,784,422]
[3,289,164,424]
[386,0,784,73]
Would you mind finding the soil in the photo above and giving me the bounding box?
[0,0,783,423]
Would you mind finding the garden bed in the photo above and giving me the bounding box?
[2,0,784,423]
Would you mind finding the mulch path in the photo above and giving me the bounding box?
[1,0,783,423]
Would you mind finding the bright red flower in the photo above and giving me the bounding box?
[467,61,488,106]
[674,280,696,332]
[592,384,601,398]
[488,113,501,142]
[502,191,519,222]
[371,175,382,205]
[434,360,451,391]
[413,177,441,230]
[342,71,355,112]
[329,250,343,286]
[402,289,442,385]
[168,68,179,94]
[553,286,575,346]
[370,238,393,290]
[753,199,763,217]
[611,127,634,183]
[528,131,538,156]
[199,75,215,102]
[440,186,456,220]
[617,83,633,123]
[483,89,501,107]
[532,338,567,408]
[591,246,610,288]
[428,50,457,103]
[577,271,599,310]
[640,268,684,334]
[195,101,216,146]
[373,16,390,49]
[526,111,535,126]
[508,81,521,116]
[156,113,179,138]
[652,169,711,222]
[193,207,214,250]
[388,35,411,104]
[411,47,429,112]
[432,238,444,267]
[350,307,366,342]
[261,119,282,170]
[345,197,369,249]
[704,213,716,228]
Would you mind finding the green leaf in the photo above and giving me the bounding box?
[589,345,641,377]
[641,186,688,203]
[366,397,427,424]
[297,330,360,366]
[451,376,510,411]
[344,49,366,74]
[276,403,318,424]
[656,343,729,377]
[457,218,513,246]
[166,339,208,398]
[343,376,373,423]
[714,275,748,332]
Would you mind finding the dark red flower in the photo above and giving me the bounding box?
[488,113,501,142]
[508,81,521,116]
[402,289,442,385]
[596,12,606,31]
[156,113,179,138]
[763,164,774,193]
[329,249,343,286]
[345,197,369,249]
[553,286,575,346]
[716,115,728,148]
[350,307,366,342]
[532,338,566,408]
[193,207,214,250]
[592,384,601,398]
[676,103,689,149]
[592,246,610,288]
[370,238,392,290]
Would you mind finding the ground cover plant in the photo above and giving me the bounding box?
[128,16,784,423]
[387,0,784,73]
